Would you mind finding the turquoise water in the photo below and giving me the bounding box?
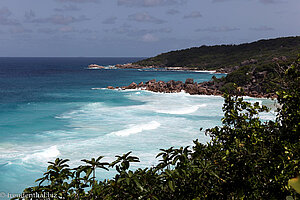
[0,58,274,194]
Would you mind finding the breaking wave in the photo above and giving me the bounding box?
[110,121,161,137]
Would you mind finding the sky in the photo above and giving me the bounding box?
[0,0,299,57]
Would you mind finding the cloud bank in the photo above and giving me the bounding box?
[118,0,186,7]
[0,7,19,25]
[128,12,165,24]
[183,11,202,19]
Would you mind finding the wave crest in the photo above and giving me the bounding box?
[155,104,206,115]
[111,121,161,137]
[22,146,60,163]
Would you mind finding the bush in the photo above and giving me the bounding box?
[224,65,252,86]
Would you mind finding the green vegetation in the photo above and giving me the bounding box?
[218,61,288,94]
[16,58,299,199]
[135,36,300,69]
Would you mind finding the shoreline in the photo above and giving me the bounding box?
[106,78,277,99]
[114,63,227,74]
[87,66,226,74]
[97,87,275,100]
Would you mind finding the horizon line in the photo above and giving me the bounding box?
[0,56,148,58]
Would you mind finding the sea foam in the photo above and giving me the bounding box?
[22,146,60,164]
[155,104,207,115]
[110,121,161,137]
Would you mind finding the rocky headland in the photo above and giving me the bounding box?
[107,77,277,99]
[115,63,153,69]
[109,57,287,99]
[88,64,105,69]
[114,63,222,73]
[106,37,298,99]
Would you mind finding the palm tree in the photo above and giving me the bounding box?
[110,151,140,173]
[35,158,71,199]
[81,156,109,185]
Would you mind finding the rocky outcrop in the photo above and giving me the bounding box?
[115,63,158,69]
[126,82,138,89]
[185,78,194,84]
[241,59,258,66]
[108,78,224,96]
[115,63,225,73]
[88,64,105,69]
[216,65,240,74]
[272,56,287,62]
[108,77,277,99]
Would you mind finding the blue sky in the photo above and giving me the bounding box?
[0,0,299,57]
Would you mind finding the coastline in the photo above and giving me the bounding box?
[106,78,277,99]
[103,62,279,99]
[114,63,227,74]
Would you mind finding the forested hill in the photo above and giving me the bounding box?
[135,36,300,70]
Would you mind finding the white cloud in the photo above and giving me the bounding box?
[38,26,97,34]
[142,33,158,42]
[54,5,80,12]
[183,11,202,19]
[25,10,35,21]
[212,0,284,4]
[128,12,165,24]
[260,0,281,4]
[9,26,32,34]
[0,7,19,25]
[195,26,240,32]
[118,0,186,7]
[29,15,89,25]
[166,9,180,15]
[102,16,117,24]
[106,25,172,36]
[56,0,100,3]
[250,26,274,31]
[59,26,75,32]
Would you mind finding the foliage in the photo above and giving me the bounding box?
[224,65,252,86]
[215,58,296,96]
[135,36,300,69]
[15,59,300,199]
[289,176,300,194]
[219,82,236,93]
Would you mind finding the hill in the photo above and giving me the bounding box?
[134,36,300,70]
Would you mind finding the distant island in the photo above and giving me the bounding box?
[109,36,300,98]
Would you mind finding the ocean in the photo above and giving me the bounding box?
[0,57,274,195]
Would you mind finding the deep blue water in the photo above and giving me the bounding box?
[0,57,272,196]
